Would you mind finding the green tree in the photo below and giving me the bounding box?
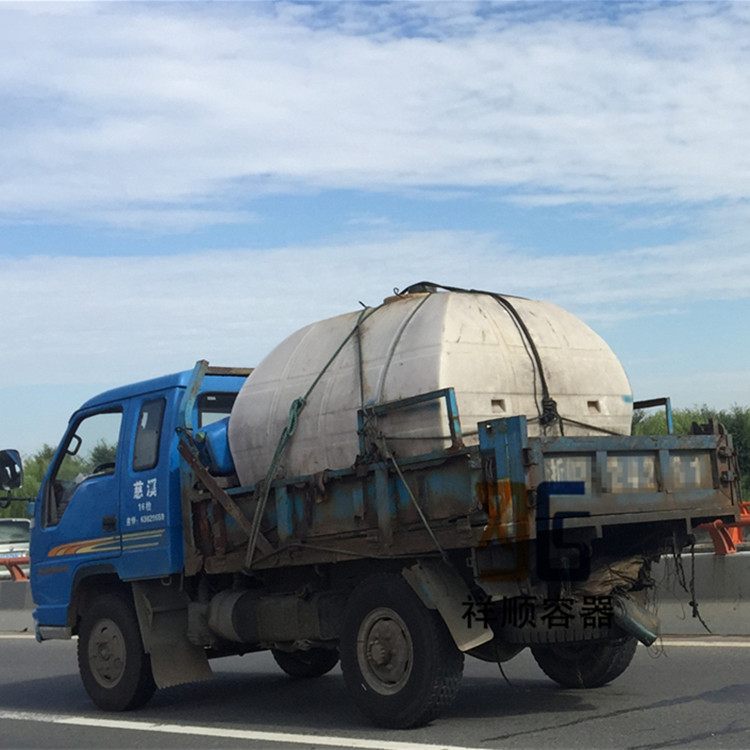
[0,440,120,519]
[0,444,57,519]
[87,440,118,472]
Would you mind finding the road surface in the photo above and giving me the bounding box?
[0,634,748,749]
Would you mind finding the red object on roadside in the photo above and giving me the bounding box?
[0,555,29,581]
[698,503,750,555]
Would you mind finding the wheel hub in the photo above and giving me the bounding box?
[369,638,390,666]
[88,618,126,688]
[358,608,413,695]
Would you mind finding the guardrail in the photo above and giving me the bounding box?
[697,502,750,555]
[0,555,29,581]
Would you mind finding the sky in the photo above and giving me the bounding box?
[1,0,749,457]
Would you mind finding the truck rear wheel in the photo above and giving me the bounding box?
[77,592,156,711]
[340,574,464,728]
[531,636,637,689]
[271,647,339,678]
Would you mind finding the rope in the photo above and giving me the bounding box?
[491,293,563,434]
[672,534,711,634]
[689,541,712,633]
[375,292,432,404]
[369,421,448,561]
[249,540,444,568]
[244,305,377,570]
[554,416,624,437]
[398,282,564,435]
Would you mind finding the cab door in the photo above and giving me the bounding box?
[119,393,175,578]
[32,408,125,625]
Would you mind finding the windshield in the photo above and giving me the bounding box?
[0,520,30,545]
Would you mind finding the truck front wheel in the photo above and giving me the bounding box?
[531,636,638,689]
[77,592,156,711]
[340,574,464,728]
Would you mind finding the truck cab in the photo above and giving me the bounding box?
[30,365,248,639]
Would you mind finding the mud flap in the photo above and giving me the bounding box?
[402,559,493,652]
[132,580,213,689]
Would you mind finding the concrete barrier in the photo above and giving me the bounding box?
[654,550,750,636]
[0,580,34,632]
[1,551,747,637]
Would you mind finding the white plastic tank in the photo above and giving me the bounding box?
[228,289,632,487]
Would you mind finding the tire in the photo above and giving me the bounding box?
[77,592,156,711]
[531,636,638,689]
[272,647,339,678]
[340,574,464,729]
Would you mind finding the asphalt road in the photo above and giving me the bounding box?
[1,634,749,749]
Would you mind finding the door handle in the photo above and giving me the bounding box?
[102,515,117,533]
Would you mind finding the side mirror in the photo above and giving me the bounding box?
[0,449,23,491]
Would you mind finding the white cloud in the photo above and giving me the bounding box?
[1,2,750,227]
[4,227,749,389]
[3,3,748,455]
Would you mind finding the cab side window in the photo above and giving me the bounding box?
[45,410,122,527]
[133,399,165,472]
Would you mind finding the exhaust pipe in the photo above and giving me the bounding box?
[612,595,660,646]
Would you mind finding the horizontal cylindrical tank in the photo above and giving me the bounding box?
[228,290,632,488]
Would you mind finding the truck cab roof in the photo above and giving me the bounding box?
[78,363,252,412]
[79,371,196,412]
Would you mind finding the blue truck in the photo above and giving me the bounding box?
[2,289,743,728]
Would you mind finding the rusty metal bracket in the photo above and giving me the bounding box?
[177,439,273,557]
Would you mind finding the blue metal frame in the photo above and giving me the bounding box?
[237,409,738,560]
[357,387,465,456]
[633,397,674,435]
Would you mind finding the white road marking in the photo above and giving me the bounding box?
[0,709,484,750]
[658,638,750,647]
